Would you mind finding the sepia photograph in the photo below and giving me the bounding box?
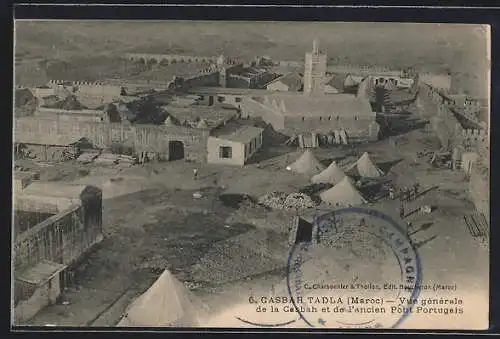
[12,20,490,329]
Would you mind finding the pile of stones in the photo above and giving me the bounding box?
[258,192,316,210]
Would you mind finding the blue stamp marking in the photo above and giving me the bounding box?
[286,207,423,329]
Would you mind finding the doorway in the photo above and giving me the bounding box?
[209,95,214,106]
[169,140,185,161]
[295,218,313,244]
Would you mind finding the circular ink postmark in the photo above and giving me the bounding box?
[286,207,422,329]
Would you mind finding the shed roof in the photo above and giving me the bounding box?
[262,93,374,117]
[325,73,347,91]
[165,105,238,128]
[266,72,303,91]
[17,260,67,286]
[211,123,263,143]
[20,182,95,200]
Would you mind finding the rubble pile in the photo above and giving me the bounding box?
[139,254,169,271]
[79,152,137,167]
[283,193,316,209]
[62,147,80,161]
[192,229,286,284]
[258,192,316,210]
[77,151,101,164]
[258,192,287,209]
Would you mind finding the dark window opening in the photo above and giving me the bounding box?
[319,117,322,121]
[219,146,232,159]
[301,117,305,121]
[218,96,225,103]
[354,116,358,121]
[235,97,242,103]
[328,116,332,121]
[295,218,313,244]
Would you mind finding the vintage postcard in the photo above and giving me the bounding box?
[12,20,490,330]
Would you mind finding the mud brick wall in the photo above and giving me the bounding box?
[15,117,211,162]
[134,124,210,162]
[15,118,132,148]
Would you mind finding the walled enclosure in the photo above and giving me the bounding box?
[14,184,103,323]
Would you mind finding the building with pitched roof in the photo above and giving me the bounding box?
[241,92,379,142]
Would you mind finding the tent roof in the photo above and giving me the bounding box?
[117,270,207,327]
[164,115,179,126]
[287,150,325,176]
[346,152,384,178]
[319,176,367,206]
[311,161,346,185]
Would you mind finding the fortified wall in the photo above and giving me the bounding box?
[421,84,488,150]
[104,67,220,93]
[420,83,490,223]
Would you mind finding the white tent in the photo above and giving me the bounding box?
[116,270,209,327]
[345,152,384,178]
[196,119,209,129]
[319,176,367,206]
[286,149,325,176]
[311,161,346,185]
[164,115,179,126]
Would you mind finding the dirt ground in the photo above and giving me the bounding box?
[18,104,488,327]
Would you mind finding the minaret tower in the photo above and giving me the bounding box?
[303,39,327,96]
[216,54,227,88]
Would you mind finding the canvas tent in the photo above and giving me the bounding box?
[164,115,179,126]
[319,176,367,206]
[116,270,209,327]
[311,161,346,185]
[345,152,384,178]
[286,149,325,176]
[196,118,209,129]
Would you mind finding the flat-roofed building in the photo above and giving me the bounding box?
[207,122,264,166]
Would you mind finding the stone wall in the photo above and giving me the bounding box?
[134,124,210,162]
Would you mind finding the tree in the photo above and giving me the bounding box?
[128,97,165,124]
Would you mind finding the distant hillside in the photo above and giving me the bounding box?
[14,21,489,97]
